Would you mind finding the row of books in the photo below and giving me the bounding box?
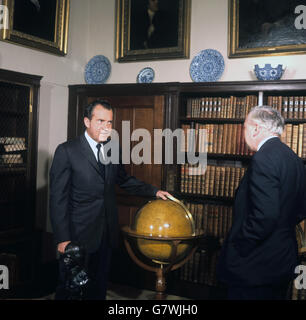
[0,137,25,144]
[180,164,246,198]
[181,123,254,155]
[185,95,306,120]
[268,95,306,119]
[0,154,23,164]
[180,123,306,159]
[1,143,26,152]
[178,249,220,286]
[292,260,306,300]
[184,202,233,239]
[185,95,258,119]
[0,137,26,164]
[281,123,306,158]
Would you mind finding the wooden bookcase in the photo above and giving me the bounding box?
[0,68,42,297]
[169,81,306,300]
[68,80,306,300]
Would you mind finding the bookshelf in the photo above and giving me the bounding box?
[169,82,306,300]
[68,80,306,300]
[0,68,42,297]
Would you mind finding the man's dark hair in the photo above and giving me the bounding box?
[84,100,113,120]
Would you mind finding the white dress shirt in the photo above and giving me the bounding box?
[257,135,278,151]
[84,131,105,160]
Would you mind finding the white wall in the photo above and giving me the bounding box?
[88,0,306,83]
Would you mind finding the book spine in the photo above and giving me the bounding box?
[282,96,288,118]
[303,123,306,159]
[298,124,304,158]
[288,96,294,119]
[299,96,304,119]
[292,125,299,154]
[294,97,299,119]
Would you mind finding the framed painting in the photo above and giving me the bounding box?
[115,0,191,62]
[0,0,69,56]
[228,0,306,58]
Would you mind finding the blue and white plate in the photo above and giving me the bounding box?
[84,55,111,84]
[137,67,155,83]
[190,49,225,82]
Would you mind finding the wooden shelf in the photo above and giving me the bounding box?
[0,165,26,174]
[184,152,252,161]
[207,153,251,161]
[174,192,234,204]
[180,117,244,124]
[181,117,306,124]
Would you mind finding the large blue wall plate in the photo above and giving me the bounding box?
[190,49,225,82]
[85,55,111,84]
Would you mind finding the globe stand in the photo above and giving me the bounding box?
[122,226,204,300]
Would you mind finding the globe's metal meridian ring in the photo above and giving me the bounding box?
[121,195,205,299]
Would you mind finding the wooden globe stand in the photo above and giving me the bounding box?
[122,226,204,300]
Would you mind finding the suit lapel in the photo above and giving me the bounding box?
[79,135,104,180]
[104,162,111,183]
[104,143,113,183]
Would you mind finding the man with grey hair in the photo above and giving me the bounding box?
[217,105,306,300]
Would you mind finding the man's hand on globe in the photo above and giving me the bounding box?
[156,190,172,200]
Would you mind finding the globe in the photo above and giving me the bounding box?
[131,198,195,264]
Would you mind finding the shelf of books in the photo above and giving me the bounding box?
[0,81,30,233]
[171,87,306,299]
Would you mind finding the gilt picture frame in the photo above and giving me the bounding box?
[115,0,191,62]
[0,0,69,56]
[228,0,306,58]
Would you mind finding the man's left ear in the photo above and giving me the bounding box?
[84,117,90,128]
[253,124,260,137]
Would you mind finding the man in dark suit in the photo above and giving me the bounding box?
[49,100,171,300]
[217,105,306,300]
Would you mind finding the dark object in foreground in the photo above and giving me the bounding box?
[62,242,90,300]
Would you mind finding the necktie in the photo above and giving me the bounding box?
[96,143,105,179]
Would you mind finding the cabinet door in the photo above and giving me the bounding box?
[0,81,32,233]
[85,95,164,227]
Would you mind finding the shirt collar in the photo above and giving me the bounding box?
[257,135,278,151]
[84,130,99,159]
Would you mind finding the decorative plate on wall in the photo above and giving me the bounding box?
[84,55,111,84]
[137,67,155,83]
[190,49,225,82]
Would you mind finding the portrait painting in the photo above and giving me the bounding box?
[116,0,191,62]
[0,0,69,56]
[228,0,306,58]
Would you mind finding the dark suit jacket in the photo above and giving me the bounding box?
[49,134,158,253]
[217,137,306,287]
